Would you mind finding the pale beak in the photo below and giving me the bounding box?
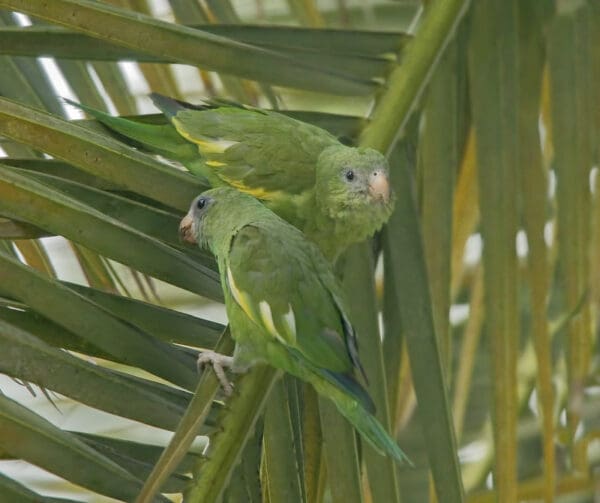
[179,212,197,244]
[368,171,390,203]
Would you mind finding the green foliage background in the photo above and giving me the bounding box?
[0,1,598,502]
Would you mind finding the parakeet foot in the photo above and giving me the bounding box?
[197,351,235,395]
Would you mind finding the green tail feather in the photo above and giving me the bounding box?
[316,374,412,465]
[321,368,376,414]
[350,406,413,465]
[63,98,195,160]
[287,352,413,466]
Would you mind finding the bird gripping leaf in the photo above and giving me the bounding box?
[180,187,410,464]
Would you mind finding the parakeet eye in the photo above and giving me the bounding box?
[345,170,355,182]
[196,197,207,210]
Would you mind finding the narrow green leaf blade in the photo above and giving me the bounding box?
[382,144,464,503]
[77,435,192,494]
[223,420,263,503]
[0,306,121,361]
[318,397,363,503]
[199,25,407,56]
[0,96,205,211]
[136,331,235,503]
[0,217,47,239]
[0,251,198,390]
[418,36,460,371]
[0,164,222,300]
[0,11,65,117]
[2,158,118,190]
[359,0,470,154]
[0,472,81,503]
[468,1,520,500]
[517,1,555,499]
[0,25,399,78]
[73,433,202,474]
[0,394,166,502]
[185,365,280,503]
[547,3,594,455]
[67,283,222,348]
[0,319,187,431]
[0,0,377,96]
[342,244,401,503]
[263,380,304,503]
[19,168,216,270]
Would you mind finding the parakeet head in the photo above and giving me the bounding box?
[179,187,264,253]
[315,145,395,228]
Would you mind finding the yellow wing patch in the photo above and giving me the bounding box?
[172,118,238,154]
[227,267,292,344]
[206,160,226,167]
[226,267,254,319]
[219,175,284,201]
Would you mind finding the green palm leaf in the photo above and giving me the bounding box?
[0,1,598,502]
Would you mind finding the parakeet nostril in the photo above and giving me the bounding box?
[368,171,390,203]
[179,213,196,243]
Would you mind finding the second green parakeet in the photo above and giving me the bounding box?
[179,187,409,463]
[68,95,394,261]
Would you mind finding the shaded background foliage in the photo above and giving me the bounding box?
[0,0,598,502]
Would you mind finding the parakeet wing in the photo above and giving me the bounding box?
[225,223,357,374]
[151,94,340,196]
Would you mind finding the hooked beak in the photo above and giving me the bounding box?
[368,171,390,203]
[179,212,197,244]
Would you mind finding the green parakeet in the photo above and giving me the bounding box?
[68,95,394,261]
[179,187,409,464]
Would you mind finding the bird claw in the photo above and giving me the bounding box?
[197,350,235,396]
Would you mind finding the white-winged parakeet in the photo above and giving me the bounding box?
[69,95,394,261]
[179,187,409,463]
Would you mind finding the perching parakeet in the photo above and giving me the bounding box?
[179,187,410,463]
[68,95,394,261]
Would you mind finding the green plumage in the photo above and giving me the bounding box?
[67,95,395,261]
[184,187,410,464]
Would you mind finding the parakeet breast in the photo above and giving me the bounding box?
[304,198,393,261]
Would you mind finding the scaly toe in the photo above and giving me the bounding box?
[196,350,235,395]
